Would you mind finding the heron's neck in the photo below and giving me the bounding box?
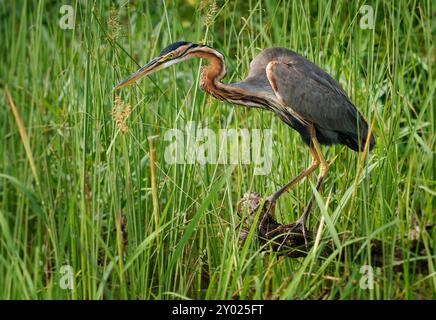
[191,49,266,108]
[191,50,228,96]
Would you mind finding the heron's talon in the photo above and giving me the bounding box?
[256,197,276,234]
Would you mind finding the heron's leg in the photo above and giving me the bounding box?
[269,146,320,203]
[258,146,320,232]
[283,134,329,249]
[297,135,329,227]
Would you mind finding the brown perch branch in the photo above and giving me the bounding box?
[236,192,434,273]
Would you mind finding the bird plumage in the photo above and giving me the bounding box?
[115,42,376,245]
[230,47,375,151]
[115,42,375,152]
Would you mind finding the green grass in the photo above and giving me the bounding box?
[0,0,435,299]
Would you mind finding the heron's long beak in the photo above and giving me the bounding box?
[113,58,161,90]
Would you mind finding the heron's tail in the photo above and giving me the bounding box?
[339,130,375,152]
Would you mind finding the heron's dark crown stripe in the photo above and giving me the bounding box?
[158,41,194,56]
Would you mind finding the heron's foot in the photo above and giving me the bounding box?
[292,218,309,249]
[276,218,309,252]
[256,195,277,235]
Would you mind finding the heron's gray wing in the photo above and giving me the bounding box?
[269,60,368,137]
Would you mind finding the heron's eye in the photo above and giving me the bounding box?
[160,53,173,62]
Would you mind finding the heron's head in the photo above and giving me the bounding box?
[114,41,201,90]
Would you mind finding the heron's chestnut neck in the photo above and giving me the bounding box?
[189,49,270,109]
[189,51,226,90]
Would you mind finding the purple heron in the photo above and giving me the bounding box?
[114,41,375,244]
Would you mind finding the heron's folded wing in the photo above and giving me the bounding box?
[270,60,368,136]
